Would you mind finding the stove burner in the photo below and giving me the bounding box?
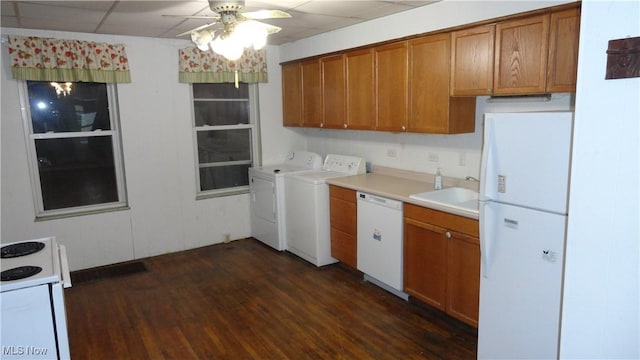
[1,266,43,282]
[1,241,45,258]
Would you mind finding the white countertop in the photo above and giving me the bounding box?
[326,167,480,220]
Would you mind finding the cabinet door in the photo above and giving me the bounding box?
[375,41,408,132]
[404,218,447,310]
[329,186,357,268]
[322,54,346,129]
[282,62,302,126]
[450,25,495,96]
[547,7,580,93]
[346,49,375,130]
[301,59,323,127]
[408,33,451,133]
[447,230,480,327]
[494,14,550,95]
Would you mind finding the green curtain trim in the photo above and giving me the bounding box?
[179,71,267,84]
[11,67,131,83]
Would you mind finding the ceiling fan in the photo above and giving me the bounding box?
[167,1,291,59]
[174,1,291,37]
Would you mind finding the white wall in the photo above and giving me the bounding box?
[561,1,640,358]
[302,94,573,179]
[0,28,302,270]
[280,0,575,179]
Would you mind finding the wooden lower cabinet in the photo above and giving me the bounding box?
[329,185,357,268]
[446,229,481,326]
[404,218,448,310]
[404,203,480,327]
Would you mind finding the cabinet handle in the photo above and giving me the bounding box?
[445,231,452,239]
[401,125,406,131]
[320,123,324,128]
[344,124,348,129]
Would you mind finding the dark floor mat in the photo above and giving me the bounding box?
[71,261,147,285]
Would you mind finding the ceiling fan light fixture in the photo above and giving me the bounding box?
[210,35,244,61]
[183,1,290,60]
[191,30,215,51]
[234,21,268,49]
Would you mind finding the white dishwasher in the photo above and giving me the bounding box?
[357,191,408,300]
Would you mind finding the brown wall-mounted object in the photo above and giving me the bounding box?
[605,37,640,79]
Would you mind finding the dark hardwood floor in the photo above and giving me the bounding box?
[65,238,477,359]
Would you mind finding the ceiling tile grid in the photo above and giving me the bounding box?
[0,1,438,45]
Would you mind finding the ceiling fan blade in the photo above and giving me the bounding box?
[176,22,218,37]
[262,22,283,34]
[162,14,221,20]
[239,20,282,34]
[241,9,291,20]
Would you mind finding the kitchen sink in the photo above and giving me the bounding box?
[409,187,479,214]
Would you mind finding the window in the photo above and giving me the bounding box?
[20,81,127,218]
[192,83,258,197]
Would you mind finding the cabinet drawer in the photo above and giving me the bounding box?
[331,229,357,268]
[329,185,356,202]
[404,203,479,237]
[330,198,356,235]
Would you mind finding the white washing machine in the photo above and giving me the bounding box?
[249,151,323,251]
[284,154,366,266]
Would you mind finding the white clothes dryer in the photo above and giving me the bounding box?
[249,151,323,251]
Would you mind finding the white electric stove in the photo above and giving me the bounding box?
[1,237,72,360]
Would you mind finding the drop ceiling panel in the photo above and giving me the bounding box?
[1,1,440,45]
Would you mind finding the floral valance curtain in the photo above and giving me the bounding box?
[7,35,131,83]
[178,47,267,83]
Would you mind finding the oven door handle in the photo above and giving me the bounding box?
[58,244,72,288]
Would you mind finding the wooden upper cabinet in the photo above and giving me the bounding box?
[547,7,580,93]
[301,59,322,127]
[345,49,375,130]
[409,33,476,134]
[450,25,495,96]
[321,54,346,129]
[409,34,451,132]
[494,14,550,95]
[282,62,302,126]
[374,41,408,132]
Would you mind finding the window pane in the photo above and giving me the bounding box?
[194,101,249,126]
[199,164,250,191]
[193,83,248,98]
[28,81,111,133]
[35,137,118,210]
[197,129,251,164]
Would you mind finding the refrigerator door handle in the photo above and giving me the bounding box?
[479,117,494,202]
[479,201,493,278]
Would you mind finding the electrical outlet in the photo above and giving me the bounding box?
[458,151,466,166]
[224,233,231,243]
[428,152,439,162]
[387,148,397,158]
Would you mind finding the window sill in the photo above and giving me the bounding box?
[35,205,130,222]
[196,188,249,200]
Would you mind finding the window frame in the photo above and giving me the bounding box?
[19,81,128,220]
[191,83,260,199]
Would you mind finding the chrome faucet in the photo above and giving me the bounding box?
[466,176,480,182]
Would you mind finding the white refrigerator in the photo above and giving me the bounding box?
[477,112,573,359]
